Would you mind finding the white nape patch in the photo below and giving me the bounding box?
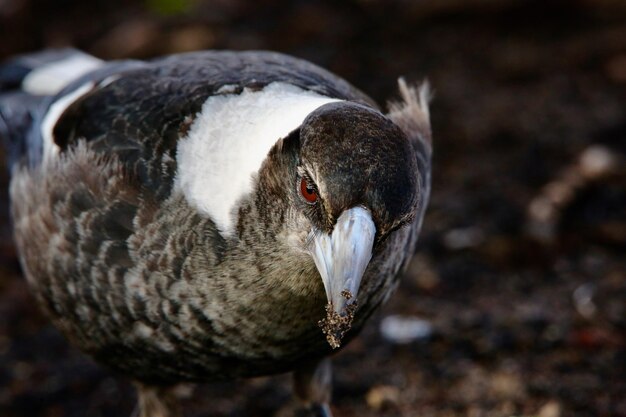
[22,53,103,96]
[41,82,95,163]
[175,82,341,236]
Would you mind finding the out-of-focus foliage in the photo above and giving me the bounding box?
[146,0,193,15]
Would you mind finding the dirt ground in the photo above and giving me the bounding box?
[0,1,625,416]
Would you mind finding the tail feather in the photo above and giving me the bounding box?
[0,92,41,170]
[0,49,102,171]
[1,48,100,95]
[0,62,31,92]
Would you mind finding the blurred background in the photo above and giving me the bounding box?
[0,0,625,416]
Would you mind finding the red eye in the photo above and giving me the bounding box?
[300,177,318,203]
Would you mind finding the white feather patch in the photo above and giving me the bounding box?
[22,53,103,96]
[41,82,95,164]
[175,82,341,236]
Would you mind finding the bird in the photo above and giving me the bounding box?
[0,49,432,417]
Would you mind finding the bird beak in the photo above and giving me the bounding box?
[308,206,376,348]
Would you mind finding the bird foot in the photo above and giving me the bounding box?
[293,359,333,417]
[133,383,182,417]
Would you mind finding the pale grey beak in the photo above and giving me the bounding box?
[308,206,376,348]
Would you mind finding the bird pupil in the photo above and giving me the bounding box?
[300,178,317,203]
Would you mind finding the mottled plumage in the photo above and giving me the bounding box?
[1,50,431,416]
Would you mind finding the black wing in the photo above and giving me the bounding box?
[34,50,376,199]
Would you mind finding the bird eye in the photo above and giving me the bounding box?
[300,177,318,204]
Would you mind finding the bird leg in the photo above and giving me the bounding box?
[132,382,182,417]
[293,358,333,417]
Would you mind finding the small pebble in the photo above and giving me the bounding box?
[365,385,400,410]
[579,145,616,179]
[443,226,484,250]
[380,315,433,344]
[573,283,596,319]
[538,400,562,417]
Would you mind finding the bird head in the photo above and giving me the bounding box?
[261,101,420,348]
